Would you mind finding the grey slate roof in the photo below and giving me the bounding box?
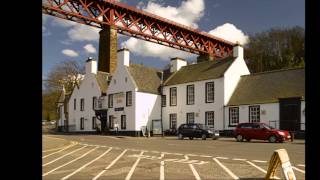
[227,68,305,106]
[96,71,111,94]
[164,56,236,86]
[127,64,162,94]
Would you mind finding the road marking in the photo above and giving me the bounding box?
[61,147,113,180]
[200,155,212,158]
[292,166,305,174]
[252,160,267,163]
[232,158,247,161]
[297,164,305,167]
[186,154,198,157]
[92,149,128,180]
[216,157,229,160]
[151,151,160,153]
[160,154,165,180]
[43,145,87,166]
[125,151,144,180]
[213,158,239,180]
[42,146,98,177]
[42,142,78,159]
[245,161,280,179]
[185,155,201,180]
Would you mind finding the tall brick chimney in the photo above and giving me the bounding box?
[98,25,118,74]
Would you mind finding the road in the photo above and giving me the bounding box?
[42,135,305,180]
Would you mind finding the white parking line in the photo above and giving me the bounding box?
[297,164,305,167]
[200,155,212,158]
[213,158,239,180]
[43,146,98,177]
[125,151,144,180]
[92,149,128,180]
[245,161,280,179]
[232,158,247,161]
[61,147,113,180]
[43,145,88,166]
[160,159,164,180]
[252,160,267,163]
[185,155,201,180]
[42,142,77,159]
[292,166,305,174]
[216,157,229,160]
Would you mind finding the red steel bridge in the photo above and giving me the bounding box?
[42,0,235,58]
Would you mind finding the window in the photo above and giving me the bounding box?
[205,82,214,103]
[121,115,126,129]
[108,94,113,108]
[92,96,97,110]
[205,111,214,127]
[186,85,195,105]
[126,91,132,106]
[186,112,195,124]
[92,117,96,129]
[80,117,84,130]
[229,107,239,126]
[74,99,76,110]
[109,116,114,129]
[161,95,166,107]
[170,87,177,106]
[249,106,260,123]
[80,98,85,111]
[169,113,177,129]
[125,77,128,83]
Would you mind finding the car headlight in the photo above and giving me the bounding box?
[207,130,213,134]
[278,132,285,136]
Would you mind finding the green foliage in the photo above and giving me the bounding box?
[245,26,305,73]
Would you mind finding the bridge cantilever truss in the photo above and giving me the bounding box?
[42,0,235,58]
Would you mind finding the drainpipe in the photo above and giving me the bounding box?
[160,71,164,137]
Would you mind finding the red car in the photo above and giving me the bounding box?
[234,122,291,143]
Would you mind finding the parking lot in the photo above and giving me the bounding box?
[43,135,305,180]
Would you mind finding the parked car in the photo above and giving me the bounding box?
[233,122,291,143]
[177,123,220,140]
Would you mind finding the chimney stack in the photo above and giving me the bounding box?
[117,48,130,67]
[170,57,187,73]
[85,57,97,74]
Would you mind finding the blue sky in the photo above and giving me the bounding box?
[42,0,304,79]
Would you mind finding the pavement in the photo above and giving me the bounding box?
[42,134,305,180]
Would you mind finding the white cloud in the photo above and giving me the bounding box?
[51,17,77,27]
[67,24,100,42]
[123,0,204,60]
[208,23,249,45]
[62,49,79,57]
[83,44,97,54]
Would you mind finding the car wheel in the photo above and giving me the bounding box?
[212,136,219,140]
[246,138,251,142]
[189,137,194,140]
[178,133,183,140]
[268,135,277,143]
[201,134,207,140]
[236,134,243,142]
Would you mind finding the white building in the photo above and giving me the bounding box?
[162,45,250,131]
[58,57,110,132]
[58,45,305,136]
[105,48,162,136]
[225,68,305,133]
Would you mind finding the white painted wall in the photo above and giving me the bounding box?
[163,77,225,131]
[135,92,161,131]
[107,51,137,131]
[223,46,250,105]
[57,104,65,127]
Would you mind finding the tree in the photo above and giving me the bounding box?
[42,59,85,121]
[245,26,305,73]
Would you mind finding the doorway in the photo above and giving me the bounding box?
[152,119,162,135]
[279,98,301,131]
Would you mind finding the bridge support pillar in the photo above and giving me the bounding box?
[98,25,118,74]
